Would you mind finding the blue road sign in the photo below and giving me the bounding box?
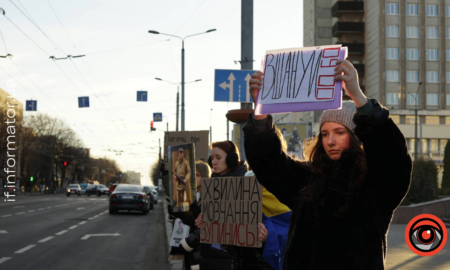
[78,97,90,108]
[26,100,37,111]
[153,113,163,122]
[214,69,257,102]
[137,91,147,102]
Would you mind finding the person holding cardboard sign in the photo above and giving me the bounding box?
[244,59,412,269]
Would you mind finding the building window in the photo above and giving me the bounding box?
[406,116,417,124]
[426,27,439,39]
[407,93,420,105]
[426,5,438,16]
[431,139,439,153]
[427,94,439,105]
[406,48,419,60]
[447,27,450,39]
[386,25,399,37]
[387,3,399,15]
[391,115,400,124]
[422,139,428,153]
[447,94,450,105]
[447,50,450,61]
[426,49,439,61]
[410,138,416,153]
[427,71,439,83]
[426,116,440,125]
[440,139,447,153]
[407,26,419,38]
[387,70,399,82]
[386,93,400,104]
[407,4,419,15]
[447,72,450,83]
[447,117,450,125]
[407,70,419,82]
[446,6,450,17]
[387,48,399,59]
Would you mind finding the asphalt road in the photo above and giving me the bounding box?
[0,194,169,270]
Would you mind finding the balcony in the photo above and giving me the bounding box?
[332,1,365,17]
[338,43,365,54]
[353,64,365,75]
[332,22,365,37]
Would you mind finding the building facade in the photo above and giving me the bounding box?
[273,0,450,187]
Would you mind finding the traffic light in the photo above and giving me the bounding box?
[30,176,33,182]
[63,161,68,167]
[151,121,156,131]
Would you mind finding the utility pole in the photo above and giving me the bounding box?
[159,138,161,161]
[239,0,253,161]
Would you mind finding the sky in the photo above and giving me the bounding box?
[0,0,303,185]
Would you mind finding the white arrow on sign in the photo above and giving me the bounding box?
[0,230,7,234]
[81,233,121,240]
[219,73,236,101]
[244,73,251,102]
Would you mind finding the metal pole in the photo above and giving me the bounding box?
[239,0,253,162]
[176,86,180,131]
[167,122,168,132]
[414,107,418,161]
[181,41,185,131]
[227,120,229,141]
[159,138,161,161]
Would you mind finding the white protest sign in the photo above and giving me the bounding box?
[170,219,190,247]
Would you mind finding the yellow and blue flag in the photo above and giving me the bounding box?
[262,186,292,270]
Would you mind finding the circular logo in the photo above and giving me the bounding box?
[405,214,447,256]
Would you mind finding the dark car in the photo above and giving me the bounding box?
[86,184,109,196]
[109,185,150,215]
[143,186,154,210]
[108,183,119,196]
[66,184,81,196]
[143,185,157,205]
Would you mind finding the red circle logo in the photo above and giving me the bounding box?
[405,214,447,256]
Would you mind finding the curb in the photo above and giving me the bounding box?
[163,199,184,270]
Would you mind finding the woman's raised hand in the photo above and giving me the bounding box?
[333,59,368,107]
[195,213,202,229]
[249,71,267,120]
[258,223,268,242]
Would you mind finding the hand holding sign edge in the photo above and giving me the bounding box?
[249,71,268,120]
[334,59,368,108]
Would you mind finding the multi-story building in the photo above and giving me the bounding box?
[127,170,141,185]
[273,0,450,187]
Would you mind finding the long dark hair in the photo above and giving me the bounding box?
[301,127,367,217]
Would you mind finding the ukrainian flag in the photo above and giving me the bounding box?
[261,186,292,270]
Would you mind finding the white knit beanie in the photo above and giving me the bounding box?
[319,101,357,131]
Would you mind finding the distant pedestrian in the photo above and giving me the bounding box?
[244,59,412,269]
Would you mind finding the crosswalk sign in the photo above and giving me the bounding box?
[153,113,162,122]
[78,97,90,108]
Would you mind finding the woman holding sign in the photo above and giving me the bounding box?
[244,59,412,270]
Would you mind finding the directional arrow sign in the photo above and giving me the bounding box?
[81,233,121,240]
[78,96,90,108]
[214,69,258,102]
[137,91,147,102]
[26,100,37,111]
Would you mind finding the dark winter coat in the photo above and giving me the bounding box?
[243,99,412,270]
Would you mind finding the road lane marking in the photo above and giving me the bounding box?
[78,221,87,225]
[55,230,68,235]
[81,233,121,240]
[68,225,78,230]
[12,206,24,208]
[47,207,52,209]
[94,215,99,218]
[38,208,45,211]
[0,257,11,264]
[27,210,35,212]
[15,245,36,254]
[0,230,7,233]
[16,212,25,215]
[1,215,12,218]
[77,207,85,210]
[38,236,54,243]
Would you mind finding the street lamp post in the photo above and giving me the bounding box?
[407,81,422,161]
[149,29,216,130]
[155,78,201,131]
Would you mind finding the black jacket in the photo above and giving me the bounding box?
[243,99,412,270]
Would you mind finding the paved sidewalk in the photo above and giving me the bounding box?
[385,224,450,269]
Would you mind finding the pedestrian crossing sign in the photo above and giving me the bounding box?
[153,113,162,122]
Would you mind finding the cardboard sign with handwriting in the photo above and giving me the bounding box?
[200,176,263,248]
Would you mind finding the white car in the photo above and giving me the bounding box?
[144,185,158,204]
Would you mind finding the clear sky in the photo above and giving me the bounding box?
[0,0,303,185]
